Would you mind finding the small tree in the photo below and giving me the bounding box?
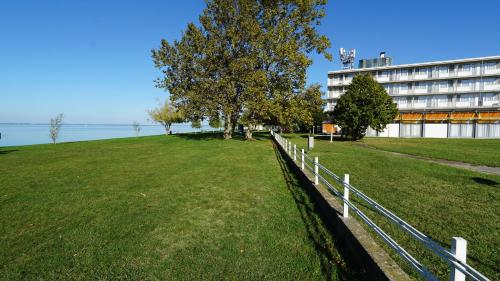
[208,116,222,131]
[191,119,202,132]
[333,74,398,140]
[49,113,64,144]
[132,121,141,137]
[148,101,184,135]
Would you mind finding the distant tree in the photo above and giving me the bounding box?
[148,101,184,135]
[270,84,325,133]
[191,119,202,132]
[49,113,64,144]
[132,121,141,137]
[208,115,222,131]
[333,74,398,140]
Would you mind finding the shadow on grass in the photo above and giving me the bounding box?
[472,177,498,186]
[0,149,18,155]
[174,131,271,142]
[272,142,362,281]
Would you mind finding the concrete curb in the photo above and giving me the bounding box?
[273,139,412,281]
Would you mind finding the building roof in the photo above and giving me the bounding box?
[328,55,500,75]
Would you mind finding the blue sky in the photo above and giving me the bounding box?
[1,0,499,124]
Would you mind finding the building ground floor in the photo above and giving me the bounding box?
[323,111,500,138]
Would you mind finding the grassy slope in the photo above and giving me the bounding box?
[0,134,355,280]
[284,134,500,280]
[362,137,500,167]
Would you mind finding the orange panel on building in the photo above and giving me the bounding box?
[401,113,423,120]
[425,113,449,120]
[478,112,500,120]
[450,112,476,120]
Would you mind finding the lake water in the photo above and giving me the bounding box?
[0,123,214,147]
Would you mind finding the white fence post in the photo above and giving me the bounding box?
[450,237,467,281]
[293,144,296,161]
[314,157,319,185]
[301,149,305,170]
[343,174,350,218]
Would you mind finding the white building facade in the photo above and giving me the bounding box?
[327,56,500,138]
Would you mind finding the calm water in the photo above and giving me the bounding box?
[0,123,214,147]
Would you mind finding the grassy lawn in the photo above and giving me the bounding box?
[361,137,500,167]
[282,134,500,280]
[0,133,357,280]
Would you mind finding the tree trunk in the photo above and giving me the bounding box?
[223,115,232,139]
[245,124,253,140]
[164,123,171,135]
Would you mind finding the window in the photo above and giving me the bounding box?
[379,71,389,77]
[484,78,497,85]
[459,79,471,87]
[459,64,471,72]
[417,68,428,75]
[458,94,474,102]
[485,62,498,70]
[439,66,449,74]
[483,93,499,101]
[439,81,449,88]
[416,82,427,89]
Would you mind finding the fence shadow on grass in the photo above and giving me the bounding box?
[272,141,364,281]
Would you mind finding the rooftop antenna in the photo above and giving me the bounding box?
[339,48,356,69]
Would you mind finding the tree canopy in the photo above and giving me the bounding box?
[332,74,398,140]
[152,0,331,139]
[148,101,184,135]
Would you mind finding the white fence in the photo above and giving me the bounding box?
[270,131,491,281]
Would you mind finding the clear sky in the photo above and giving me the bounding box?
[1,0,499,124]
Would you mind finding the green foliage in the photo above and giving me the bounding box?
[49,113,63,144]
[152,0,331,139]
[333,74,398,140]
[191,119,202,130]
[208,116,222,129]
[148,100,184,135]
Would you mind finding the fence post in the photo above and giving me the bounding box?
[343,174,350,218]
[314,157,319,185]
[293,144,296,161]
[301,149,305,170]
[450,237,467,281]
[284,139,287,151]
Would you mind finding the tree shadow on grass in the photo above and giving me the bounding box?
[175,131,272,142]
[175,132,226,141]
[0,149,18,155]
[472,177,498,186]
[272,142,363,281]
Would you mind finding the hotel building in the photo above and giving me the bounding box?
[326,54,500,138]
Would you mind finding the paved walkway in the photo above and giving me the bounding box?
[356,143,500,176]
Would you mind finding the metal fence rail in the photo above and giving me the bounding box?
[270,131,490,281]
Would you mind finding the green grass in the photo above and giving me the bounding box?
[0,133,358,280]
[283,134,500,280]
[361,137,500,167]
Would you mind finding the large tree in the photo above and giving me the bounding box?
[152,0,331,139]
[332,74,398,140]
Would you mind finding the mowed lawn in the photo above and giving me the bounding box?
[283,134,500,280]
[362,137,500,167]
[0,134,356,280]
